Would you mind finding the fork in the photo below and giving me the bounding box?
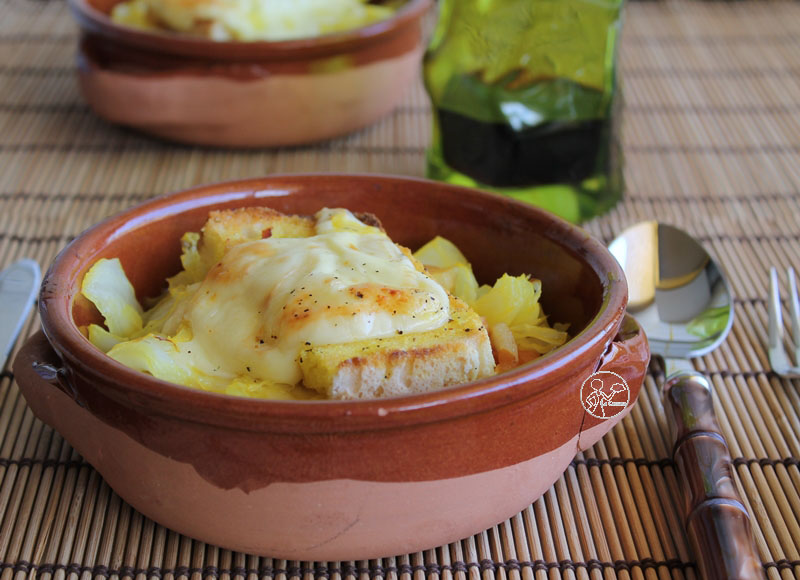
[768,266,800,378]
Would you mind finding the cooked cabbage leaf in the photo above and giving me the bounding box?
[413,236,480,304]
[81,258,143,337]
[414,240,568,357]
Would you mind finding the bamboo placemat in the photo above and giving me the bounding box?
[1,0,799,578]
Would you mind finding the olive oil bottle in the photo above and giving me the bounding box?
[424,0,625,223]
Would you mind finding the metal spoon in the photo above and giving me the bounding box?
[609,221,763,580]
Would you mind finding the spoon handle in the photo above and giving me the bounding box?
[663,371,764,580]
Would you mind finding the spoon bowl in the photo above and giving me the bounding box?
[609,220,734,362]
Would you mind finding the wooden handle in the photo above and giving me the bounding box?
[663,372,764,580]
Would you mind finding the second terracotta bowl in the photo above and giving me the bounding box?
[68,0,431,147]
[15,175,649,560]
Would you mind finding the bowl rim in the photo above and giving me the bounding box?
[39,174,628,431]
[67,0,433,61]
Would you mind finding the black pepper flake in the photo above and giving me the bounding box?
[305,341,311,345]
[397,330,404,335]
[246,366,251,372]
[356,291,364,298]
[304,308,309,312]
[465,328,472,333]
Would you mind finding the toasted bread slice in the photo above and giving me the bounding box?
[199,207,316,268]
[197,207,384,264]
[299,295,495,400]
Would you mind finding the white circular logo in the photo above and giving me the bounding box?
[580,371,630,419]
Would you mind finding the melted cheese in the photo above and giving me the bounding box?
[159,209,450,385]
[110,0,394,42]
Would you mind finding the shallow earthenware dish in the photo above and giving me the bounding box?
[67,0,431,146]
[15,175,649,560]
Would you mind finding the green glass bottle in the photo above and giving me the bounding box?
[424,0,625,223]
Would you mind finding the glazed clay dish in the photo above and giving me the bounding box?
[15,175,649,560]
[68,0,431,147]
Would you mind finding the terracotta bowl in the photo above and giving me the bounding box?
[15,175,649,560]
[67,0,431,147]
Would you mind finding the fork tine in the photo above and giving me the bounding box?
[769,267,783,346]
[768,267,790,368]
[788,267,800,365]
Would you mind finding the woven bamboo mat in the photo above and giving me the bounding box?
[1,0,799,578]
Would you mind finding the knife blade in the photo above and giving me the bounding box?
[0,259,41,369]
